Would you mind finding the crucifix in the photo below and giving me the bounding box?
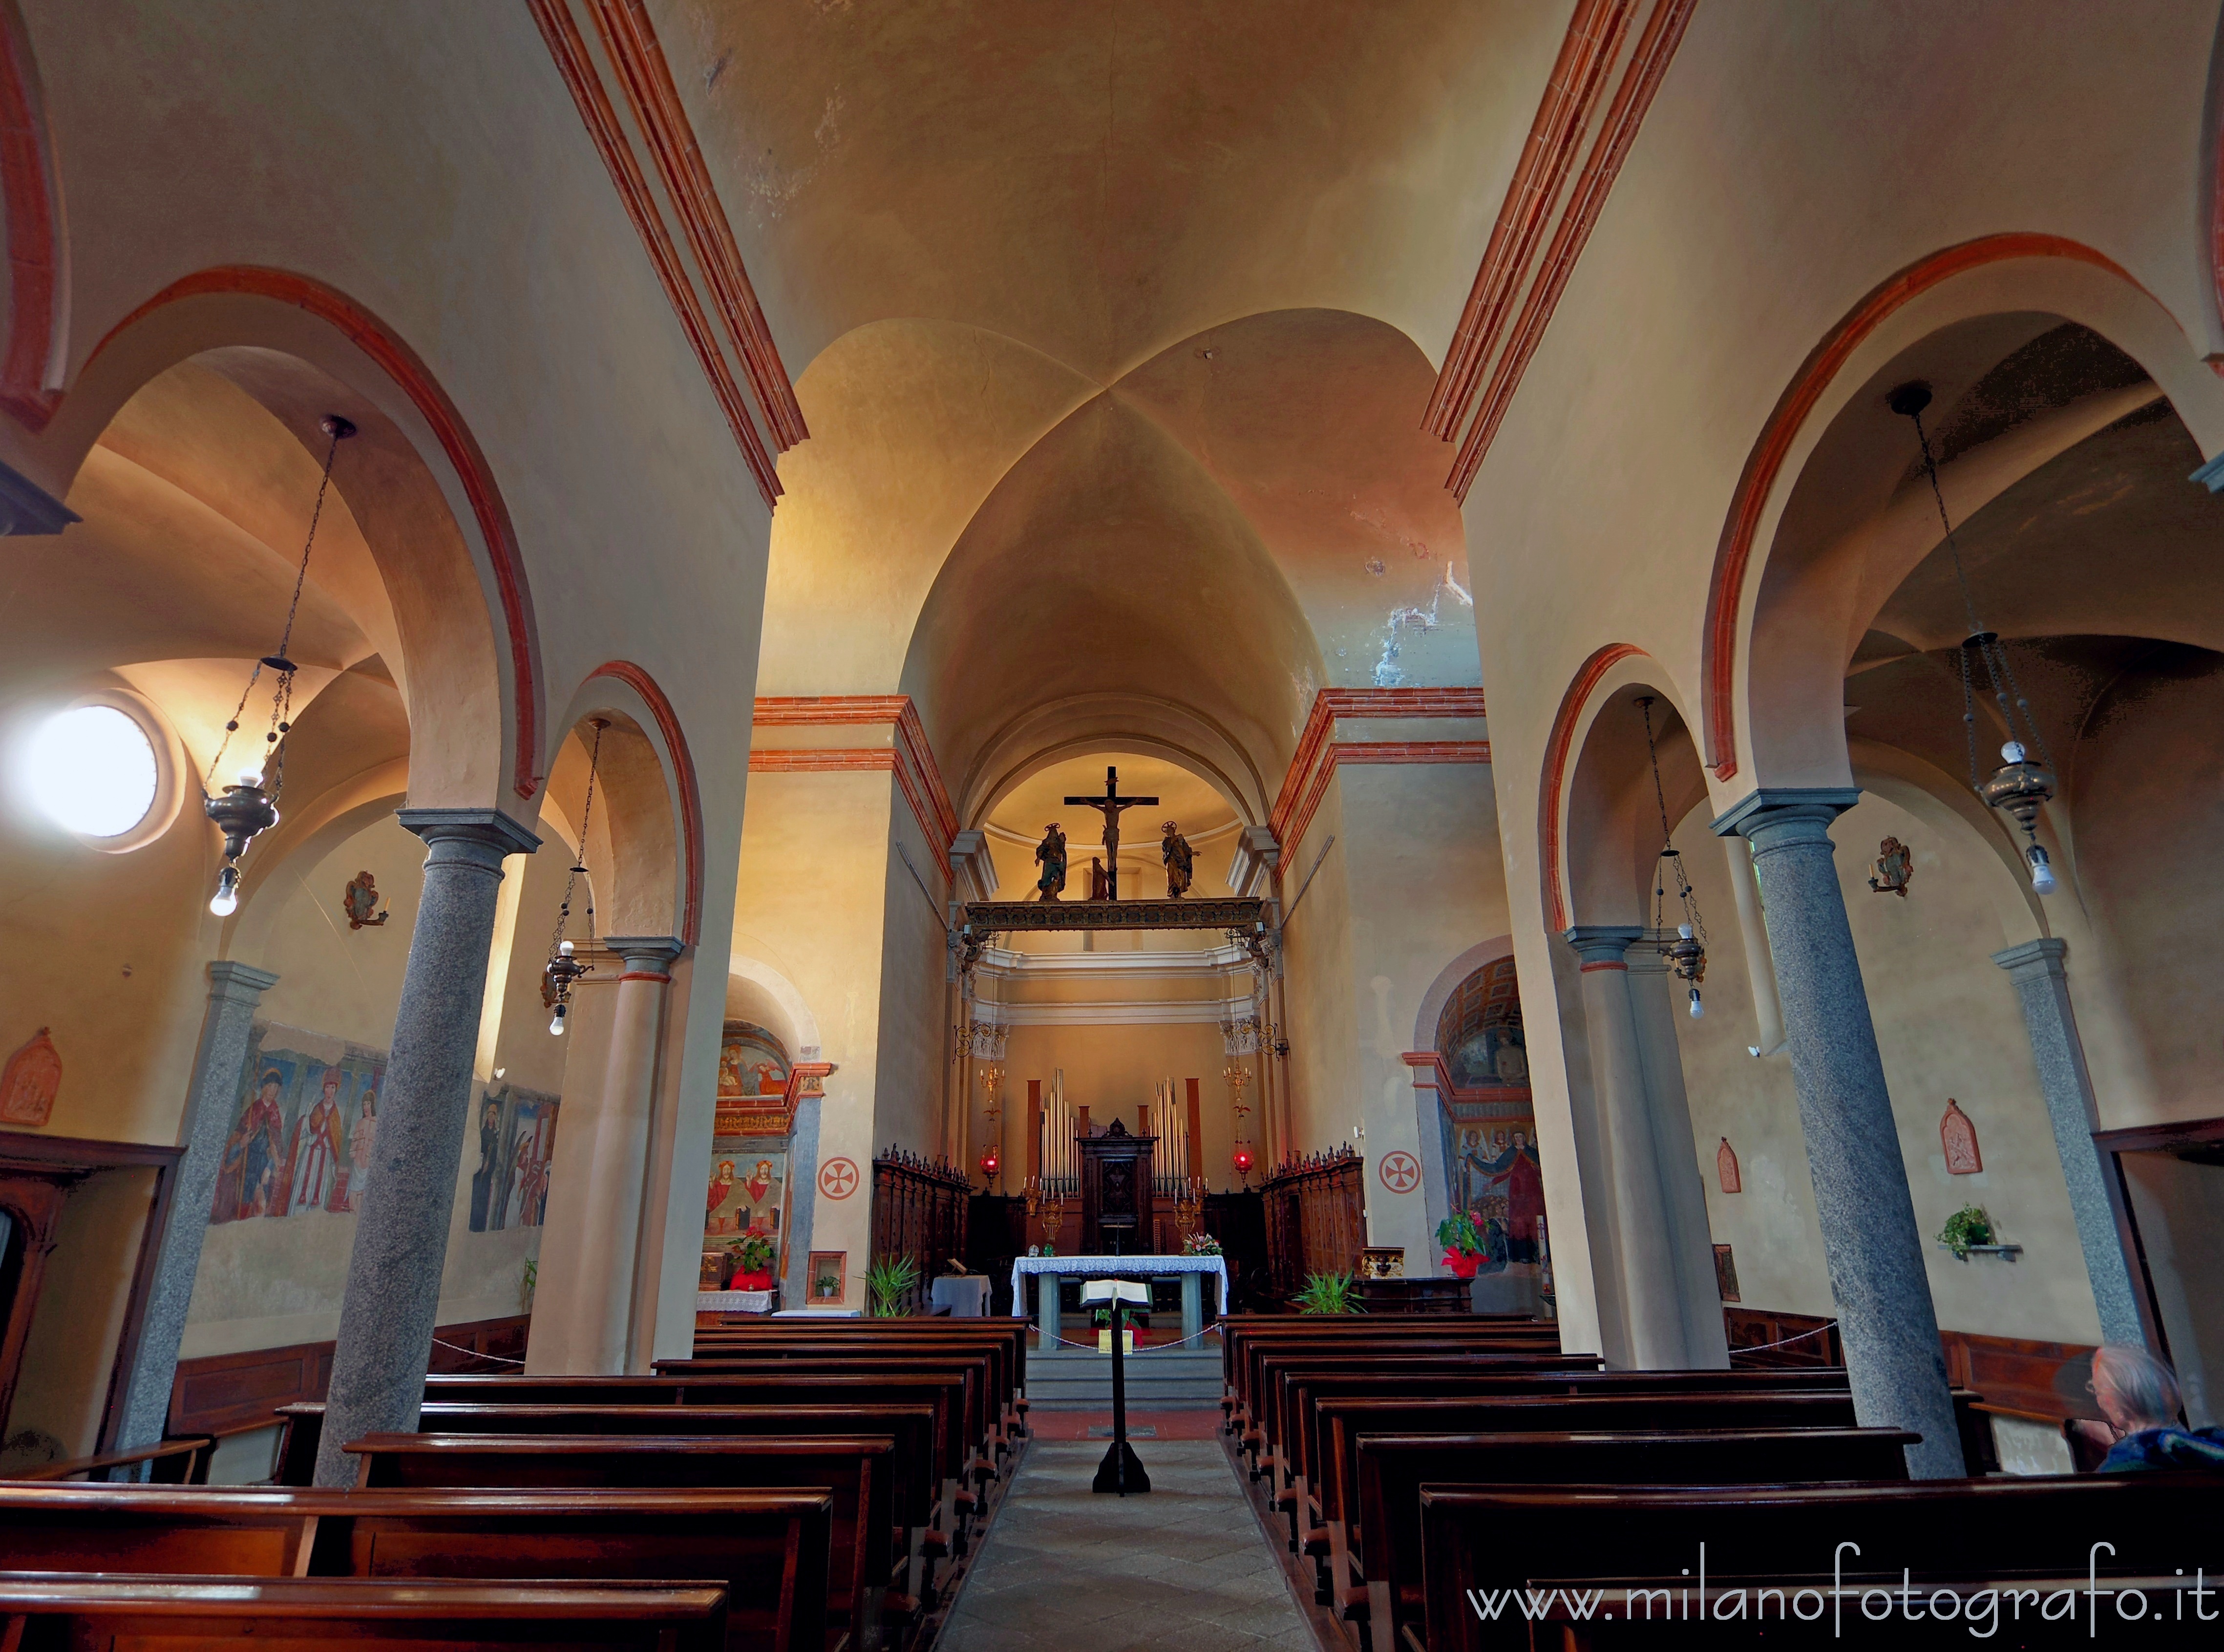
[1065,765,1158,900]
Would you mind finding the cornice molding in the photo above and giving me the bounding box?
[975,996,1254,1028]
[974,942,1253,979]
[1429,0,1695,502]
[529,0,798,509]
[747,694,955,882]
[1269,688,1491,860]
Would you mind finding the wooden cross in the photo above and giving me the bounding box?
[1064,765,1158,900]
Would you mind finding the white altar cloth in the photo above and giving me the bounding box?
[1009,1253,1228,1315]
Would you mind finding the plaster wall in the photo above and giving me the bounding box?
[874,789,954,1159]
[983,1021,1237,1191]
[1672,792,2104,1346]
[1340,760,1510,1267]
[1277,781,1358,1163]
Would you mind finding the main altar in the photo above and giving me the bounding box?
[1011,1252,1229,1344]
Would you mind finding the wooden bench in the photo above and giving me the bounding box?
[0,1575,729,1652]
[415,1373,980,1542]
[273,1400,949,1604]
[1225,1326,1571,1449]
[0,1483,827,1652]
[692,1322,1029,1431]
[1349,1426,1913,1652]
[655,1355,1000,1483]
[1219,1315,1548,1403]
[345,1433,893,1652]
[1417,1475,2224,1651]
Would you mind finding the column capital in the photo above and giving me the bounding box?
[1623,942,1670,974]
[606,934,685,978]
[1991,935,2069,982]
[1563,925,1645,968]
[206,958,280,999]
[397,806,542,863]
[1709,786,1861,846]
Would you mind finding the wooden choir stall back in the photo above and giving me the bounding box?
[1077,1121,1154,1255]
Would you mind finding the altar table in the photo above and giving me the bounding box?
[1010,1254,1228,1344]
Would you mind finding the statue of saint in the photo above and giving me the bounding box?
[1034,823,1068,902]
[1161,820,1194,898]
[1088,856,1110,900]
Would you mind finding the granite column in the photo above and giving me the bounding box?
[114,959,280,1455]
[1713,789,1962,1478]
[314,808,537,1486]
[1990,937,2151,1347]
[1566,926,1687,1367]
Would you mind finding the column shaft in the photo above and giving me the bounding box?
[1714,790,1962,1478]
[1567,927,1686,1367]
[594,937,681,1374]
[115,959,280,1453]
[1626,950,1733,1368]
[314,809,537,1486]
[1991,938,2151,1347]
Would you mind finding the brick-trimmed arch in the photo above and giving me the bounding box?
[587,660,703,947]
[1698,233,2141,784]
[0,3,58,429]
[1539,642,1645,932]
[86,266,546,801]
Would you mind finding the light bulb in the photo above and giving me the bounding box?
[2026,843,2058,895]
[1678,923,1694,940]
[559,938,575,956]
[209,864,240,917]
[1999,741,2025,765]
[550,1010,566,1036]
[237,768,263,789]
[1688,988,1705,1020]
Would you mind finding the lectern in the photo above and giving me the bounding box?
[1076,1118,1156,1255]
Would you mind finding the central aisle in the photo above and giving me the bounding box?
[940,1441,1316,1652]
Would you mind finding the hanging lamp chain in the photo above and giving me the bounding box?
[206,418,350,798]
[551,720,606,961]
[1906,402,2056,784]
[1638,696,1707,949]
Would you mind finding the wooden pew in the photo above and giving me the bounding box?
[272,1400,949,1605]
[1349,1426,1913,1652]
[1224,1324,1570,1450]
[1282,1368,1852,1546]
[1219,1314,1548,1404]
[692,1321,1029,1432]
[1418,1475,2224,1652]
[414,1373,980,1543]
[656,1355,999,1484]
[0,1483,827,1652]
[0,1575,729,1652]
[346,1433,893,1652]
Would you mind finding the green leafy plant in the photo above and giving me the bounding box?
[866,1252,922,1317]
[520,1256,537,1313]
[1293,1270,1362,1314]
[734,1231,776,1278]
[1182,1231,1222,1256]
[1436,1212,1483,1256]
[1938,1205,1995,1260]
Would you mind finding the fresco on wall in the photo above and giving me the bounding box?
[467,1083,562,1233]
[715,1020,793,1137]
[706,1146,786,1241]
[211,1023,386,1223]
[1434,957,1539,1276]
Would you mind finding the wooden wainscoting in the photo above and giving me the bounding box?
[1725,1308,2098,1423]
[169,1315,530,1438]
[1723,1305,1842,1369]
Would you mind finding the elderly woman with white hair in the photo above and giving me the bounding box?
[2081,1344,2224,1473]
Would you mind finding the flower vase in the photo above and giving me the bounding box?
[1442,1250,1482,1280]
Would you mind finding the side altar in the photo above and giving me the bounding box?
[1011,1253,1229,1344]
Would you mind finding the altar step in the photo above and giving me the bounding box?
[1023,1346,1223,1411]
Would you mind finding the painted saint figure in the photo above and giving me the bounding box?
[1467,1129,1544,1264]
[1034,823,1068,902]
[214,1069,289,1222]
[706,1159,739,1235]
[285,1068,346,1214]
[468,1097,505,1230]
[1161,821,1194,898]
[341,1086,377,1212]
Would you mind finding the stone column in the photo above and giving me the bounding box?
[114,959,280,1454]
[783,1083,825,1309]
[1566,926,1687,1367]
[1712,789,1962,1478]
[1626,947,1733,1368]
[314,808,538,1486]
[594,935,683,1374]
[1991,937,2151,1347]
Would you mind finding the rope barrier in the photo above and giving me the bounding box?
[431,1336,527,1366]
[1733,1322,1835,1355]
[1036,1325,1222,1353]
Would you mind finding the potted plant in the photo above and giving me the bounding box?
[1291,1270,1362,1314]
[1437,1211,1485,1279]
[732,1230,776,1292]
[1938,1205,1995,1261]
[866,1252,921,1317]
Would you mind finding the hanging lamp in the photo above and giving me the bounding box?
[544,720,607,1035]
[1637,696,1710,1019]
[1889,381,2059,894]
[203,415,355,915]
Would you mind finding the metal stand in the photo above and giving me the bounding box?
[1087,1281,1150,1495]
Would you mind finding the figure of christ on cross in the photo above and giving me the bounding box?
[1065,765,1159,901]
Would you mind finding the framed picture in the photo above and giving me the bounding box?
[807,1250,847,1304]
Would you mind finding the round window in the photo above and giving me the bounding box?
[24,703,161,839]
